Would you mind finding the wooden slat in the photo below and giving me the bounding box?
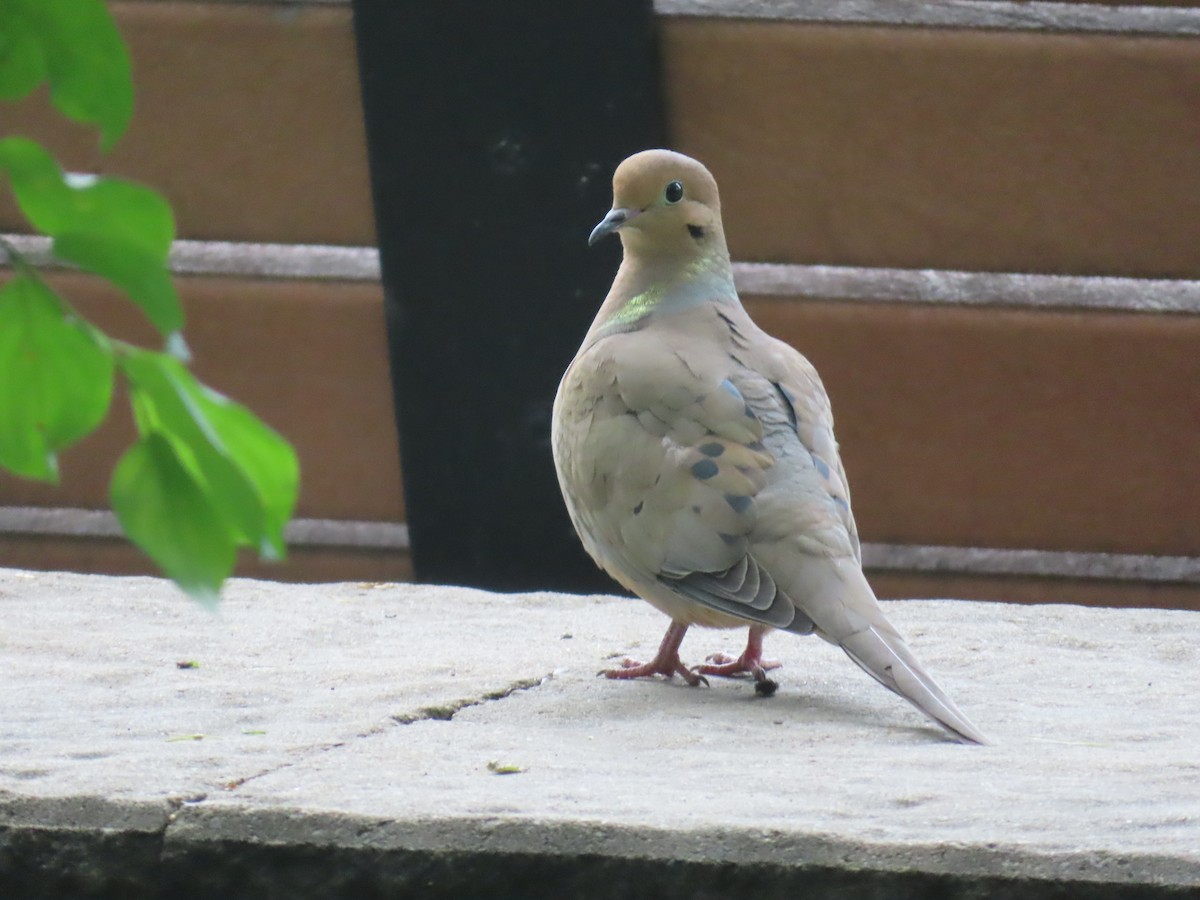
[8,281,1195,569]
[0,2,374,245]
[868,571,1200,614]
[662,19,1200,277]
[742,296,1200,557]
[8,6,1198,274]
[0,273,404,523]
[0,535,413,585]
[870,571,1200,611]
[658,1,1200,27]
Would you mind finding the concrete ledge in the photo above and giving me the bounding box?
[1,568,1198,897]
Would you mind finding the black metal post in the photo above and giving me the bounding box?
[351,1,665,590]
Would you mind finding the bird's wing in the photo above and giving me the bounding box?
[553,303,811,631]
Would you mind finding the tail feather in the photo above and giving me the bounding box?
[840,626,990,745]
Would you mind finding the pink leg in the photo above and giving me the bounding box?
[603,621,707,686]
[696,625,782,684]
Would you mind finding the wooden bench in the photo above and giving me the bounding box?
[2,0,1197,608]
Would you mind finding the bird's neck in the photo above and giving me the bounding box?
[585,247,736,344]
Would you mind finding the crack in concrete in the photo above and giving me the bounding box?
[215,673,554,794]
[391,673,553,725]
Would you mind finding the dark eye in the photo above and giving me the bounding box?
[664,181,684,204]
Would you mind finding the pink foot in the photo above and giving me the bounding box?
[605,656,708,686]
[697,651,782,678]
[600,621,708,687]
[693,626,782,696]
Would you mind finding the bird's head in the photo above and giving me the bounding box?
[588,149,727,262]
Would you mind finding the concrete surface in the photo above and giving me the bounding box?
[1,567,1198,898]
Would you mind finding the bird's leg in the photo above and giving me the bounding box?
[603,620,708,686]
[696,625,782,682]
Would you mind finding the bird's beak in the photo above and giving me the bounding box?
[588,207,637,246]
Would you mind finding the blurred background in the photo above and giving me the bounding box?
[1,0,1198,610]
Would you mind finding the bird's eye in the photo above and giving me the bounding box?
[664,181,684,204]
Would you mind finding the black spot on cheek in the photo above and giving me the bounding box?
[687,224,705,240]
[691,459,719,480]
[698,442,725,458]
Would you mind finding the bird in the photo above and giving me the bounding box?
[551,149,988,744]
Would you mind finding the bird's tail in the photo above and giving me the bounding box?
[781,557,990,744]
[839,624,990,745]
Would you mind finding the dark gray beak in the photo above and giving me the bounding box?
[588,207,635,246]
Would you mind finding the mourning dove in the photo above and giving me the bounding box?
[551,149,987,744]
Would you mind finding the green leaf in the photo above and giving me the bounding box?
[0,138,175,256]
[11,0,133,151]
[123,355,264,551]
[0,274,114,481]
[0,7,46,101]
[121,351,299,560]
[187,383,299,559]
[110,432,235,605]
[0,137,183,338]
[54,232,183,336]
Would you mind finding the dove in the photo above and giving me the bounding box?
[551,149,988,744]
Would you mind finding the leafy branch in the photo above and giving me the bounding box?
[0,0,299,603]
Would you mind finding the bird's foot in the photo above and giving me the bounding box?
[602,656,708,687]
[696,650,782,679]
[600,621,708,686]
[695,645,781,697]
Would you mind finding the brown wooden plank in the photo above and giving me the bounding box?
[0,534,413,585]
[870,571,1200,612]
[662,20,1200,277]
[742,296,1200,557]
[0,272,405,523]
[5,279,1196,567]
[0,2,374,245]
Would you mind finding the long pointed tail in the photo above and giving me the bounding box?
[839,625,990,745]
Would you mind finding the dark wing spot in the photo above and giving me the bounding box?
[633,501,643,515]
[698,442,725,458]
[715,311,743,339]
[691,459,719,480]
[687,224,705,240]
[772,381,798,430]
[725,494,752,514]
